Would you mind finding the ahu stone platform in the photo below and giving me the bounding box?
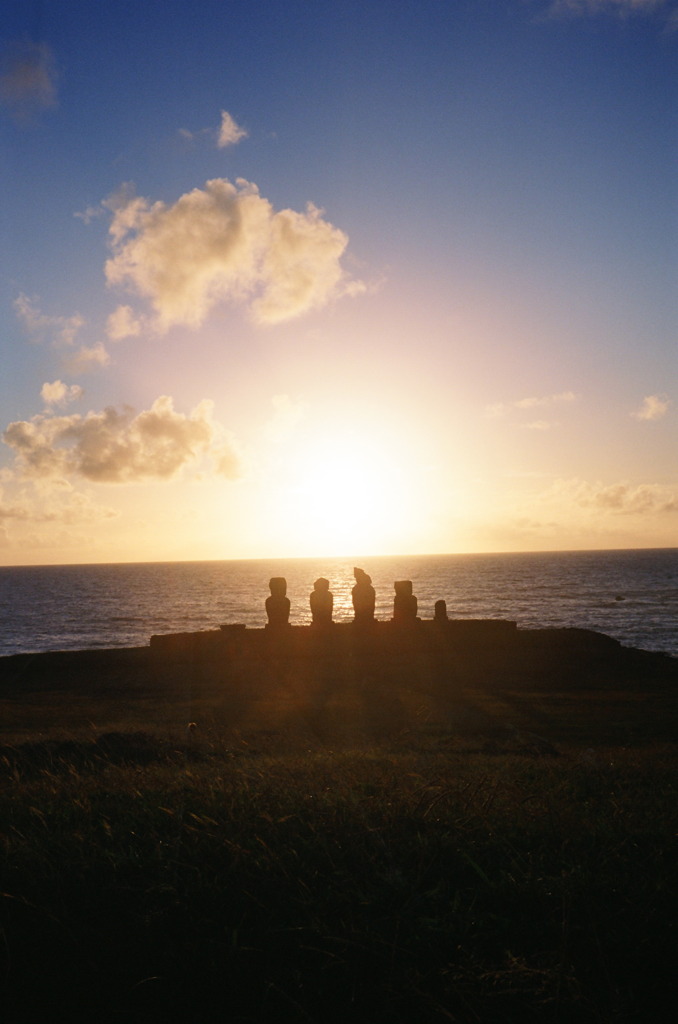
[146,618,675,694]
[1,620,675,703]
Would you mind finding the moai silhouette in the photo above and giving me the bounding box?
[434,599,448,623]
[393,580,418,624]
[265,577,290,628]
[310,577,333,627]
[352,567,375,625]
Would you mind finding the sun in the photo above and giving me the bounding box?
[270,431,415,556]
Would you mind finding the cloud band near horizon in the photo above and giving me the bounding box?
[3,396,242,484]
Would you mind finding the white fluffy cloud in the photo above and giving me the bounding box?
[104,178,362,329]
[106,305,142,341]
[252,202,356,323]
[41,381,84,407]
[218,110,248,148]
[631,394,671,421]
[0,40,58,122]
[3,396,243,484]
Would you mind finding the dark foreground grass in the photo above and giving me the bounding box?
[1,719,677,1024]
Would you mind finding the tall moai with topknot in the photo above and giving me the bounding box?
[352,567,376,625]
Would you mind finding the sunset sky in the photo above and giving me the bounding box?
[1,0,676,565]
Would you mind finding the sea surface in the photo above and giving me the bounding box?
[0,549,677,658]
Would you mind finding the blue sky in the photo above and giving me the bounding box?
[1,0,676,564]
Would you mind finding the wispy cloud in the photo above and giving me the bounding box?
[3,396,243,484]
[217,110,248,148]
[104,178,363,329]
[61,342,110,375]
[14,294,85,348]
[631,394,670,421]
[178,109,248,149]
[522,420,552,431]
[486,391,577,419]
[545,0,670,17]
[14,294,112,375]
[265,394,307,443]
[0,486,118,524]
[546,477,678,515]
[74,204,104,225]
[0,40,58,123]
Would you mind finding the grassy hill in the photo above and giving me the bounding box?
[1,630,676,1022]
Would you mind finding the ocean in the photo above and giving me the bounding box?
[0,549,676,658]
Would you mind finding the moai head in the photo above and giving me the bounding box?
[269,577,287,598]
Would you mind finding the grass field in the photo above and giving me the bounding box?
[1,648,676,1023]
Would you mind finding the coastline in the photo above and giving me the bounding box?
[2,621,675,745]
[3,549,677,658]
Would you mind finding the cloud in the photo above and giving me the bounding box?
[252,202,359,323]
[545,0,668,16]
[0,40,58,123]
[106,305,142,341]
[516,391,577,409]
[3,395,243,484]
[523,420,552,431]
[61,342,111,375]
[74,204,104,224]
[546,477,678,515]
[104,177,362,329]
[41,381,84,408]
[0,487,118,524]
[178,110,248,149]
[265,394,306,443]
[486,391,577,418]
[631,394,670,421]
[14,293,85,347]
[218,110,248,148]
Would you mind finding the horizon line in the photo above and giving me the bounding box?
[1,545,677,571]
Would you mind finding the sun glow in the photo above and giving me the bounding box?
[270,432,417,556]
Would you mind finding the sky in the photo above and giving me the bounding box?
[0,0,676,565]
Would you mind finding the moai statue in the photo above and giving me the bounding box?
[352,567,376,625]
[310,577,333,627]
[393,580,418,624]
[434,599,449,624]
[265,577,290,628]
